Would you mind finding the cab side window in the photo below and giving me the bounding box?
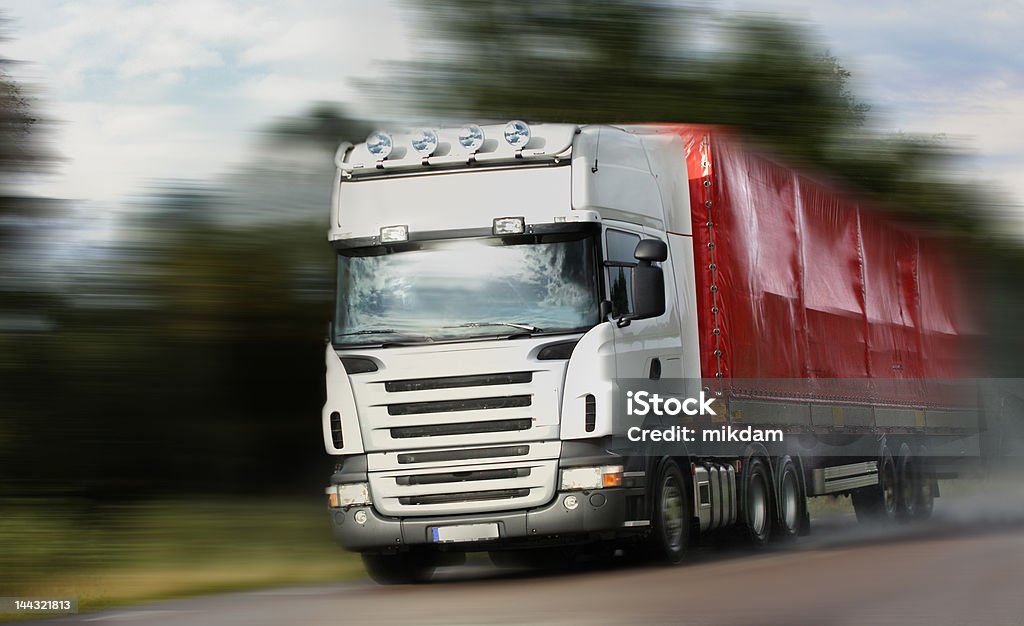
[605,229,641,317]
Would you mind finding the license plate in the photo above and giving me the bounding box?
[430,523,500,543]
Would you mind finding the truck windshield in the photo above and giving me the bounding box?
[334,233,600,346]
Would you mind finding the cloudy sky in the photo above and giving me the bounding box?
[2,0,1022,226]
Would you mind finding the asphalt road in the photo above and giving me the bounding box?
[22,501,1024,626]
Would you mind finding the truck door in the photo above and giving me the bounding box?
[603,224,684,400]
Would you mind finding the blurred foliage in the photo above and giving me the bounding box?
[377,0,998,238]
[0,498,362,603]
[0,96,373,498]
[1,17,56,214]
[264,102,375,152]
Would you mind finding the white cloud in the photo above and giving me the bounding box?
[1,0,411,201]
[37,100,246,201]
[1,0,1021,215]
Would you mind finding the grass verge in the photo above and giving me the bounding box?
[0,497,363,619]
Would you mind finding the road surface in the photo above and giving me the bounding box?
[21,504,1024,626]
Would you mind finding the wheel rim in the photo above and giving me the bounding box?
[918,471,933,503]
[781,471,799,531]
[881,463,896,514]
[901,460,916,515]
[661,476,684,551]
[749,473,768,536]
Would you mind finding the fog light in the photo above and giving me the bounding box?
[493,217,525,235]
[563,495,579,510]
[353,510,368,525]
[380,225,409,243]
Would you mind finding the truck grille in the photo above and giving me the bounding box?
[345,348,567,515]
[396,467,531,485]
[350,366,558,451]
[396,445,530,465]
[368,458,558,516]
[399,489,531,506]
[385,372,532,393]
[387,395,531,416]
[391,418,532,439]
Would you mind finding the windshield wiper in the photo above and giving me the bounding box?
[335,329,433,342]
[446,322,543,332]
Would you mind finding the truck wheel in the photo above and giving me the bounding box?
[911,445,935,520]
[741,457,773,546]
[773,456,804,541]
[647,459,689,564]
[361,551,434,584]
[896,443,917,521]
[852,446,896,523]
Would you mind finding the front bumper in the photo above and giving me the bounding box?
[330,488,631,552]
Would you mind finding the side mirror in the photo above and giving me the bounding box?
[634,239,667,263]
[631,239,666,320]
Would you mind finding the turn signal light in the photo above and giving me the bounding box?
[602,471,623,488]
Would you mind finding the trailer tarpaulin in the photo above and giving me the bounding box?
[671,125,975,406]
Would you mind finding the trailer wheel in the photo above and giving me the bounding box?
[741,457,773,546]
[852,446,897,523]
[773,456,803,541]
[896,443,918,521]
[361,551,434,584]
[647,459,689,564]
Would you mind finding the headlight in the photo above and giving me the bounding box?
[560,465,624,490]
[327,483,371,508]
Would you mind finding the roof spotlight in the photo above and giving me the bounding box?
[458,124,485,152]
[503,120,531,149]
[410,129,439,156]
[366,131,393,159]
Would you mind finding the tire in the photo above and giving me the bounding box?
[896,443,917,522]
[911,445,935,521]
[361,551,435,584]
[647,459,689,564]
[852,446,897,523]
[740,457,773,547]
[773,456,804,541]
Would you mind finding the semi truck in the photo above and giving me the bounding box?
[322,122,980,583]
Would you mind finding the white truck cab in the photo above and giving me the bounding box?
[323,122,704,581]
